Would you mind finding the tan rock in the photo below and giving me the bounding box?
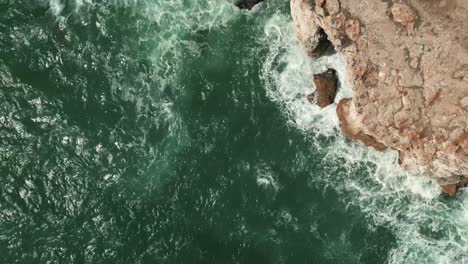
[391,3,417,33]
[325,0,340,15]
[461,97,468,110]
[441,177,468,195]
[291,0,320,56]
[291,0,468,192]
[345,19,360,41]
[453,65,468,81]
[337,99,387,151]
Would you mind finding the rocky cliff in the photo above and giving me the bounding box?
[291,0,468,193]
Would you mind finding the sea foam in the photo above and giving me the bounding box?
[261,13,468,264]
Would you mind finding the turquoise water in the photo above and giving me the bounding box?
[0,0,467,263]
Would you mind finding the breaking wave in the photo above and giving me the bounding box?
[260,12,468,264]
[2,0,467,263]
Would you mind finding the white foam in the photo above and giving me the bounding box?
[49,0,64,16]
[261,13,468,264]
[261,14,352,138]
[256,163,279,192]
[75,0,93,11]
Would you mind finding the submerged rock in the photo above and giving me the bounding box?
[235,0,264,10]
[291,0,468,193]
[311,69,338,108]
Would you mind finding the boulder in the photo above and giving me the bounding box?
[441,177,468,195]
[312,69,338,108]
[441,184,458,196]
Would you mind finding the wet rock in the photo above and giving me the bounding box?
[442,184,458,196]
[291,0,468,190]
[312,69,338,108]
[235,0,264,10]
[337,99,388,151]
[355,132,388,152]
[441,177,468,195]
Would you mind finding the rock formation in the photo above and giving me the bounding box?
[309,69,338,108]
[441,177,468,196]
[291,0,332,58]
[337,98,388,151]
[291,0,468,193]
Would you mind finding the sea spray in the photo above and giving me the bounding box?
[1,0,466,263]
[261,11,468,264]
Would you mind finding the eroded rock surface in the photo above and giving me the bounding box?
[441,177,468,196]
[291,0,332,57]
[337,98,388,151]
[291,0,468,191]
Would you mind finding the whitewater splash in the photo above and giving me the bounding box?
[49,0,93,15]
[260,13,468,264]
[42,0,468,262]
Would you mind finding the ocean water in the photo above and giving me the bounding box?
[0,0,467,263]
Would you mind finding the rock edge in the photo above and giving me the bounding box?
[291,0,468,194]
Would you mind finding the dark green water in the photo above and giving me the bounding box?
[1,1,467,263]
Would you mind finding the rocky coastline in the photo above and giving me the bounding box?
[291,0,468,194]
